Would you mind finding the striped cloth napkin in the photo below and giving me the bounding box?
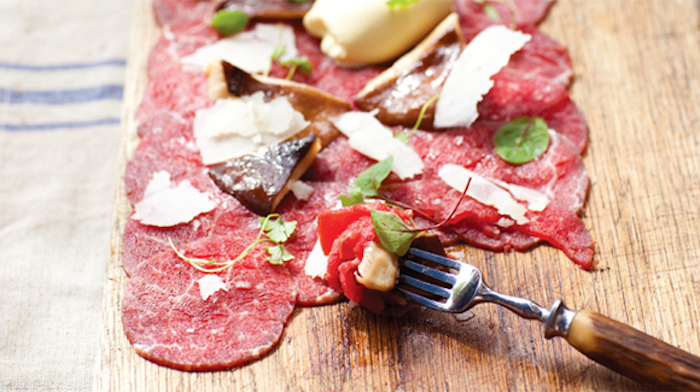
[0,0,131,390]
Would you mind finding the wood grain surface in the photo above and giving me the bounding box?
[99,0,700,390]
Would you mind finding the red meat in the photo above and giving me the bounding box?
[122,0,594,371]
[122,248,297,371]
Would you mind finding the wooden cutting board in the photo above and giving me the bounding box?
[99,0,700,390]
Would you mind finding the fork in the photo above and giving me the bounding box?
[399,248,700,391]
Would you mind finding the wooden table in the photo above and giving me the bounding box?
[100,0,700,390]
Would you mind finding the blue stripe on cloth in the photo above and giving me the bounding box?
[0,118,121,131]
[0,85,124,104]
[0,59,127,71]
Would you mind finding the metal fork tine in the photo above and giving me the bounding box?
[408,248,464,270]
[398,288,448,311]
[399,274,452,299]
[402,260,457,285]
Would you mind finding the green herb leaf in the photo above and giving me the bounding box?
[271,44,286,61]
[387,0,420,7]
[494,117,550,164]
[395,95,440,142]
[340,187,365,207]
[394,131,410,144]
[169,214,298,272]
[259,215,297,243]
[265,244,295,265]
[353,156,394,198]
[371,210,417,256]
[281,56,312,79]
[211,10,249,37]
[482,3,501,21]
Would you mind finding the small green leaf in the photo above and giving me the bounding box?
[259,215,297,243]
[211,10,249,37]
[396,95,440,143]
[265,245,294,265]
[281,56,312,76]
[353,156,393,199]
[371,210,417,256]
[494,117,550,164]
[482,3,501,21]
[394,131,410,144]
[387,0,420,7]
[271,44,287,61]
[340,188,365,207]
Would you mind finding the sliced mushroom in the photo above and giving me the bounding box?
[353,13,465,129]
[205,61,352,148]
[209,135,321,216]
[355,241,399,292]
[215,0,313,20]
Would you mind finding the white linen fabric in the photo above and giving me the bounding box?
[0,0,132,390]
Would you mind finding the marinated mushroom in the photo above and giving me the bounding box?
[206,61,352,148]
[209,135,321,216]
[354,13,465,129]
[355,241,399,292]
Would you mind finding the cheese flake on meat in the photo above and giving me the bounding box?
[132,171,217,227]
[332,111,424,179]
[193,91,310,165]
[490,178,549,212]
[181,23,298,74]
[289,180,314,201]
[304,239,328,279]
[197,275,228,301]
[434,26,531,128]
[438,164,529,225]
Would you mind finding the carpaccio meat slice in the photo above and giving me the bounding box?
[122,0,594,371]
[122,247,297,371]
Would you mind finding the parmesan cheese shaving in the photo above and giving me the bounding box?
[290,180,314,201]
[490,178,550,212]
[438,164,529,225]
[132,171,217,227]
[181,23,298,74]
[193,91,310,165]
[304,239,328,279]
[434,26,531,128]
[332,111,424,179]
[197,275,228,301]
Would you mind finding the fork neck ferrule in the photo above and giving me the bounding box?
[543,300,577,339]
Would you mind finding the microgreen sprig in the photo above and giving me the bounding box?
[370,178,472,256]
[395,95,439,143]
[264,23,313,80]
[281,57,312,80]
[339,155,471,255]
[340,156,394,206]
[169,214,296,272]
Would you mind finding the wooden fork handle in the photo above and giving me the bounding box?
[566,310,700,391]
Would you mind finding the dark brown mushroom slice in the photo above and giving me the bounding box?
[215,0,313,20]
[215,61,351,148]
[353,13,465,130]
[209,135,321,216]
